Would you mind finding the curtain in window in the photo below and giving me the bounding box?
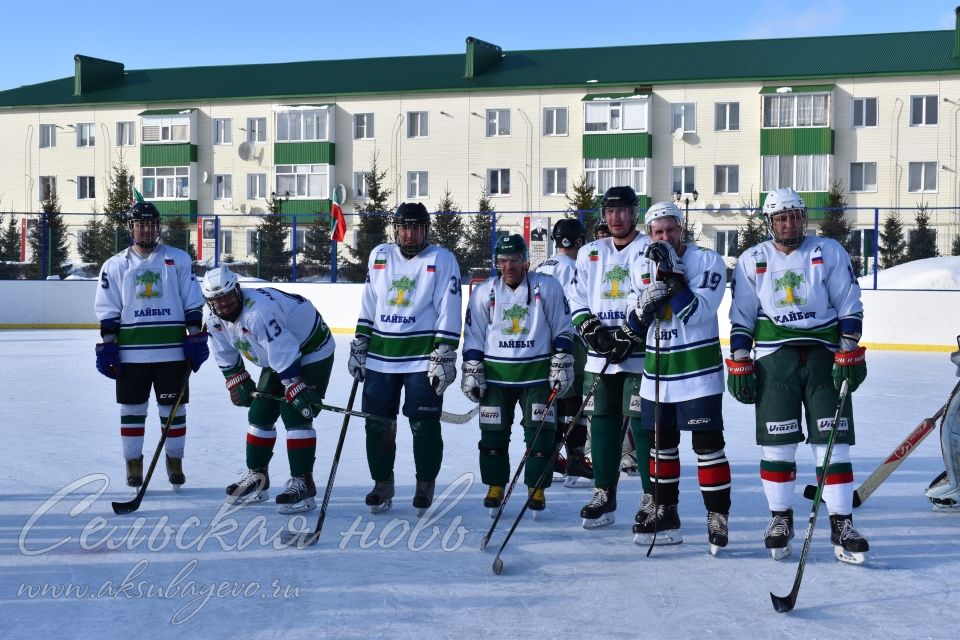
[762,157,776,191]
[778,156,793,188]
[812,155,829,190]
[622,101,646,130]
[779,97,794,127]
[763,97,777,128]
[795,156,811,191]
[812,96,828,126]
[797,96,812,126]
[585,103,607,131]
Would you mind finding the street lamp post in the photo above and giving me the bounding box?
[674,188,699,243]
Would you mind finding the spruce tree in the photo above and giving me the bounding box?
[461,189,498,280]
[907,202,939,261]
[565,176,600,240]
[253,193,292,281]
[0,212,22,279]
[951,234,960,257]
[879,211,906,268]
[162,215,197,260]
[302,212,332,279]
[818,181,861,274]
[26,189,71,279]
[341,152,392,282]
[430,186,465,271]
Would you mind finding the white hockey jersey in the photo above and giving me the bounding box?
[568,233,651,374]
[634,245,726,403]
[729,237,864,360]
[94,243,204,364]
[534,253,577,292]
[205,287,334,378]
[355,243,462,373]
[463,272,573,386]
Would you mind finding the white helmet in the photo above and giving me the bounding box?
[762,188,807,248]
[644,201,684,232]
[201,266,243,321]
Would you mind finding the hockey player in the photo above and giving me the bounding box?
[201,265,335,514]
[594,220,610,240]
[926,348,960,509]
[534,218,593,488]
[94,201,208,490]
[728,187,870,563]
[464,234,575,513]
[617,202,731,553]
[349,202,462,515]
[568,185,653,528]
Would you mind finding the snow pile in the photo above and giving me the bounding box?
[860,256,960,290]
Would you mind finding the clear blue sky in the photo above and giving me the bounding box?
[1,0,956,91]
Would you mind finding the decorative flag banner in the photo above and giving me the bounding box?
[330,192,347,243]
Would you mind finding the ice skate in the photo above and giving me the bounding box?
[165,455,185,491]
[764,509,794,561]
[926,477,960,510]
[580,486,616,529]
[563,452,594,488]
[225,467,270,505]
[365,474,395,514]
[484,485,504,517]
[413,480,436,516]
[830,514,869,565]
[125,456,144,488]
[527,487,546,518]
[707,511,729,557]
[634,493,655,524]
[632,503,682,546]
[276,473,317,514]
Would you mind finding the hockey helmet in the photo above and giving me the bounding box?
[762,188,807,249]
[127,201,162,250]
[494,233,528,261]
[600,185,640,237]
[393,202,430,257]
[552,218,586,249]
[201,265,243,322]
[644,201,684,232]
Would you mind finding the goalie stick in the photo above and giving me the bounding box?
[252,391,479,425]
[802,378,960,508]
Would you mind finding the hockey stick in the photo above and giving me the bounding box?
[480,382,561,551]
[771,379,850,614]
[280,378,360,548]
[647,316,662,557]
[112,369,191,515]
[801,378,960,508]
[251,391,479,425]
[492,362,609,575]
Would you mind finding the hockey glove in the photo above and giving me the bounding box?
[348,335,370,382]
[461,360,487,403]
[832,345,867,393]
[225,369,256,407]
[95,341,122,379]
[608,310,647,364]
[645,241,684,278]
[549,352,575,398]
[639,281,673,324]
[183,331,210,373]
[284,379,324,419]
[725,351,757,404]
[577,315,615,355]
[427,343,458,395]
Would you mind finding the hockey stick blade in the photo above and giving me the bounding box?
[770,591,797,614]
[492,556,504,575]
[279,530,321,548]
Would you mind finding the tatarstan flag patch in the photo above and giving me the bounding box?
[756,261,767,274]
[589,250,599,262]
[641,272,651,285]
[373,257,387,270]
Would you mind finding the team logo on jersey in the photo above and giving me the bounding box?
[500,304,530,336]
[629,395,642,411]
[479,406,501,425]
[766,419,799,435]
[233,337,259,364]
[601,265,630,299]
[134,269,163,299]
[531,403,556,422]
[817,417,849,433]
[772,270,807,308]
[387,274,417,307]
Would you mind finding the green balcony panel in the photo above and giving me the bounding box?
[140,144,197,167]
[638,195,652,211]
[760,128,834,156]
[759,191,830,220]
[152,200,198,222]
[273,199,332,223]
[582,133,652,159]
[274,142,335,165]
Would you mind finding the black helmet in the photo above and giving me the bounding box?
[593,219,610,239]
[128,201,162,222]
[393,202,430,257]
[127,201,162,250]
[494,233,527,261]
[552,218,585,249]
[601,185,640,209]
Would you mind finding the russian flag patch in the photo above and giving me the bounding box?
[164,258,175,266]
[812,256,823,265]
[426,264,436,273]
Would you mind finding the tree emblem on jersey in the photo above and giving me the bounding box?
[134,269,162,299]
[601,265,630,299]
[774,270,807,307]
[233,337,259,364]
[388,275,417,307]
[501,304,530,335]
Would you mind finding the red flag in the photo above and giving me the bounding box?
[330,200,347,242]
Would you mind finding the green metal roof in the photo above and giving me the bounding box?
[759,84,835,94]
[2,30,959,109]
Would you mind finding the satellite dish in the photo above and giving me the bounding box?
[201,171,209,183]
[238,141,254,161]
[334,183,347,203]
[672,127,685,142]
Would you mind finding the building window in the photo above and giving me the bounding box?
[142,115,190,143]
[908,162,937,192]
[714,165,739,194]
[584,158,646,194]
[277,108,329,142]
[77,123,95,147]
[39,176,56,200]
[288,228,308,254]
[584,99,648,133]
[246,117,267,142]
[276,164,329,198]
[849,162,877,192]
[407,111,428,138]
[354,113,374,139]
[910,95,938,126]
[246,174,267,199]
[354,171,370,199]
[487,169,510,196]
[715,230,739,258]
[543,107,568,136]
[213,118,232,145]
[39,124,56,148]
[763,94,830,128]
[246,229,259,255]
[486,109,511,137]
[543,168,567,196]
[142,167,189,199]
[77,176,95,200]
[671,103,696,133]
[406,171,428,198]
[116,121,135,146]
[715,103,740,131]
[672,166,696,194]
[214,175,232,200]
[762,155,830,191]
[220,229,233,255]
[852,98,878,128]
